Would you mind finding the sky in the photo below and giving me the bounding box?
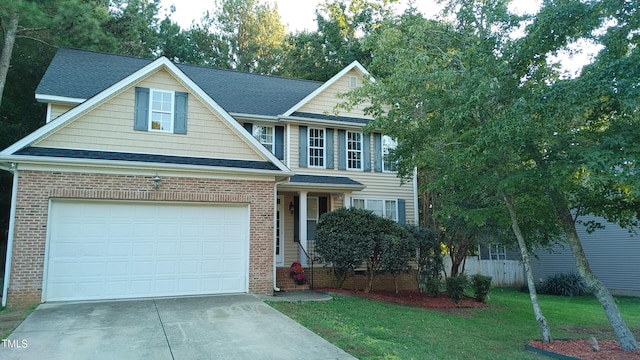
[160,1,544,32]
[158,0,593,75]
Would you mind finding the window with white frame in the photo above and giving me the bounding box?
[352,198,398,221]
[308,128,325,167]
[347,131,362,170]
[488,244,507,260]
[252,125,274,152]
[382,135,398,172]
[150,89,174,132]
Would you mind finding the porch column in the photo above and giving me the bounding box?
[344,195,351,208]
[299,191,308,266]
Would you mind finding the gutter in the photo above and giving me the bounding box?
[273,178,291,292]
[2,163,18,307]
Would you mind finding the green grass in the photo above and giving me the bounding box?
[268,288,640,360]
[0,305,36,339]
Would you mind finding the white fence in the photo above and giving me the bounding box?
[443,256,525,287]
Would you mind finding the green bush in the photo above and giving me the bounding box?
[424,277,441,298]
[315,208,378,288]
[542,272,588,297]
[470,274,492,303]
[446,274,468,304]
[404,225,443,295]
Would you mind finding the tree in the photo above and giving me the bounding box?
[379,227,415,294]
[280,0,397,81]
[192,0,285,73]
[348,0,638,350]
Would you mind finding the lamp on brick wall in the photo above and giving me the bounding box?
[152,174,161,190]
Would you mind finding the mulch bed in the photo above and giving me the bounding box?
[528,339,640,359]
[316,288,486,309]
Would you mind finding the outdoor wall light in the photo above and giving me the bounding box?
[289,201,295,214]
[152,174,161,190]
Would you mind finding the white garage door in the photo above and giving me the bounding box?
[44,200,249,302]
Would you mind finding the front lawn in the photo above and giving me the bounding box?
[269,288,640,360]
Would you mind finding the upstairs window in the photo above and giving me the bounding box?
[308,128,325,167]
[253,125,274,152]
[150,90,174,132]
[382,135,398,172]
[347,131,362,170]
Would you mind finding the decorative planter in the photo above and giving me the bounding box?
[295,280,305,285]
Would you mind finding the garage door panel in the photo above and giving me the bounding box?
[45,201,249,301]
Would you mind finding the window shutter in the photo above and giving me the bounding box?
[173,91,188,134]
[293,196,300,242]
[243,123,253,133]
[363,133,371,172]
[134,87,149,131]
[338,130,346,170]
[275,126,284,160]
[398,199,406,224]
[374,133,382,172]
[326,129,334,169]
[299,126,308,168]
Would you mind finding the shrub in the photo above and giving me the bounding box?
[424,277,441,298]
[470,274,492,303]
[379,228,416,294]
[404,225,443,295]
[542,272,588,297]
[446,274,468,304]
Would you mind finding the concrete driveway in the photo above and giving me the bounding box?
[0,294,355,360]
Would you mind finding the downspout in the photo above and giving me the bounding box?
[2,163,18,307]
[273,178,289,292]
[413,167,419,225]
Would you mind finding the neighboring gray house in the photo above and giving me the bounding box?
[531,215,640,297]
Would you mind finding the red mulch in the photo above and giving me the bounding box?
[528,339,640,359]
[317,288,640,358]
[316,288,486,309]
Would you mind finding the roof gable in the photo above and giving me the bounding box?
[36,48,323,117]
[283,61,373,117]
[5,55,290,173]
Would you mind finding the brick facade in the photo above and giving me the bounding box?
[8,170,275,307]
[276,266,419,292]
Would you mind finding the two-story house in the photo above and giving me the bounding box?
[0,48,417,306]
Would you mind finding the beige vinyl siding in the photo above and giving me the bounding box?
[289,124,416,224]
[50,104,75,121]
[298,69,371,118]
[282,193,298,265]
[36,68,263,161]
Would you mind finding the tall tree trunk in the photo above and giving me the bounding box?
[503,192,552,343]
[0,2,21,107]
[551,192,639,351]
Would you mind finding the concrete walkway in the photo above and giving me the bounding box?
[0,294,355,360]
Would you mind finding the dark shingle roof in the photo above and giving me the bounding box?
[16,147,281,171]
[290,111,372,125]
[289,174,363,187]
[36,48,323,117]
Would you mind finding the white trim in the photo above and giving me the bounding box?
[307,127,326,168]
[346,131,363,170]
[45,103,52,123]
[230,112,279,122]
[3,57,290,174]
[35,94,85,104]
[279,115,368,130]
[413,167,419,224]
[148,88,175,133]
[2,164,18,307]
[299,191,308,267]
[0,155,294,177]
[283,60,373,117]
[286,123,291,168]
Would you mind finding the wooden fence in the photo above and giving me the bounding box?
[443,256,526,287]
